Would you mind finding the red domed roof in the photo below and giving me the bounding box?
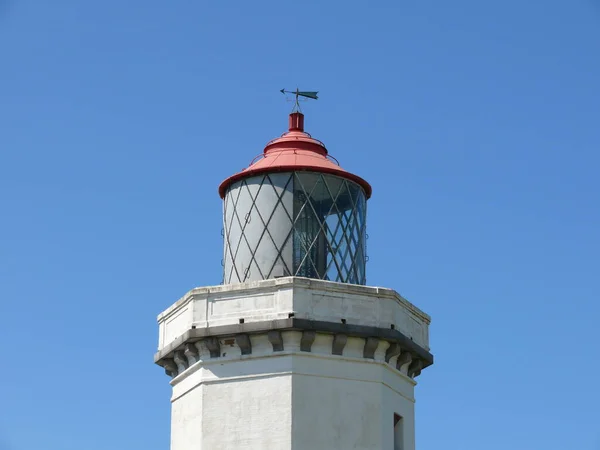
[218,112,372,198]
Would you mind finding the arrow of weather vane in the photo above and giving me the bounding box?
[280,88,319,112]
[280,88,319,100]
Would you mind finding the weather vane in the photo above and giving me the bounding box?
[280,88,319,113]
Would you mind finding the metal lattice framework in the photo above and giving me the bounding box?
[223,172,367,285]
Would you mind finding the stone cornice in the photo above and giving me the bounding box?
[155,318,433,381]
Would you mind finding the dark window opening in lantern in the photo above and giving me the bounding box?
[292,172,366,285]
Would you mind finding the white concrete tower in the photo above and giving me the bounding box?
[155,110,434,450]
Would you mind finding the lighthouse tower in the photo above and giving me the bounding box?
[154,111,434,450]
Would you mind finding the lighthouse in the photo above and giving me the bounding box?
[154,109,434,450]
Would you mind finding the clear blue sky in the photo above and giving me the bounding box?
[1,1,599,449]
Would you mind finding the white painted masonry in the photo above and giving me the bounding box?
[169,336,416,450]
[156,277,432,450]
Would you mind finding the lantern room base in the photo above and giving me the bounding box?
[155,277,433,450]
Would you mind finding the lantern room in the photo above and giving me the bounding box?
[218,112,372,286]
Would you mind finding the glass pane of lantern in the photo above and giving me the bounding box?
[292,172,367,285]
